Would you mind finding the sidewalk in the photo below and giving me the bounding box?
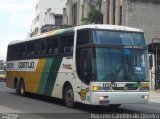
[149,91,160,103]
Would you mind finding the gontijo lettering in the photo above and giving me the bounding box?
[18,62,34,69]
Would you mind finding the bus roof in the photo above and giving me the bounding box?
[76,24,143,31]
[9,24,143,45]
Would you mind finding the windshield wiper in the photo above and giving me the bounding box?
[103,73,117,82]
[126,56,140,82]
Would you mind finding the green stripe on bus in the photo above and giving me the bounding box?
[37,59,54,94]
[44,57,63,96]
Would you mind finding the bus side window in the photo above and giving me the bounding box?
[59,36,66,53]
[77,30,90,47]
[22,45,26,57]
[52,37,58,54]
[41,40,46,56]
[24,44,28,57]
[59,33,74,54]
[28,43,35,57]
[19,45,24,58]
[12,45,18,59]
[66,34,74,53]
[7,46,11,60]
[35,41,40,56]
[47,39,53,55]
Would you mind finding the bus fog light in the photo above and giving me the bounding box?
[99,96,108,100]
[141,95,148,99]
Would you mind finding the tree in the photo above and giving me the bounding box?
[82,8,102,24]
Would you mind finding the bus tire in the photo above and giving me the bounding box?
[109,104,121,108]
[19,80,25,96]
[15,79,19,95]
[64,85,75,107]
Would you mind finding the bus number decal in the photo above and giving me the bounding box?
[103,83,117,87]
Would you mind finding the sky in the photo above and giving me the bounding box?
[0,0,66,60]
[0,0,35,60]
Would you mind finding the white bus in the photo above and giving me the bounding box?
[6,25,149,107]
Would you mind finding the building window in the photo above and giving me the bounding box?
[119,5,122,25]
[107,0,110,24]
[82,5,84,19]
[113,0,116,24]
[72,3,77,25]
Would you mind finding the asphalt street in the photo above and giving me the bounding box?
[0,81,160,119]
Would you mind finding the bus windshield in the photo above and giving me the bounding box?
[92,30,145,46]
[93,48,148,82]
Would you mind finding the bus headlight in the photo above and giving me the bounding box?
[93,86,100,91]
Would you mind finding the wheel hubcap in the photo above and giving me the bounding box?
[66,88,74,106]
[20,84,24,94]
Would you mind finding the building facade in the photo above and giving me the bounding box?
[63,0,160,44]
[63,0,102,25]
[41,8,63,33]
[122,0,160,44]
[29,0,66,37]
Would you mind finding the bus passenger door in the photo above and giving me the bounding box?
[79,49,92,104]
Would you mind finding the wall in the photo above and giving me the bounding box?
[126,0,160,44]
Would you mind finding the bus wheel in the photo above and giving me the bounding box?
[15,81,19,95]
[109,104,121,108]
[64,85,75,107]
[19,80,25,96]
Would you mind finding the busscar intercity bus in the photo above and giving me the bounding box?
[6,25,149,107]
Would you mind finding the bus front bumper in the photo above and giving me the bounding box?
[90,92,149,105]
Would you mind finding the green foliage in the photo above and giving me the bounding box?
[82,8,102,24]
